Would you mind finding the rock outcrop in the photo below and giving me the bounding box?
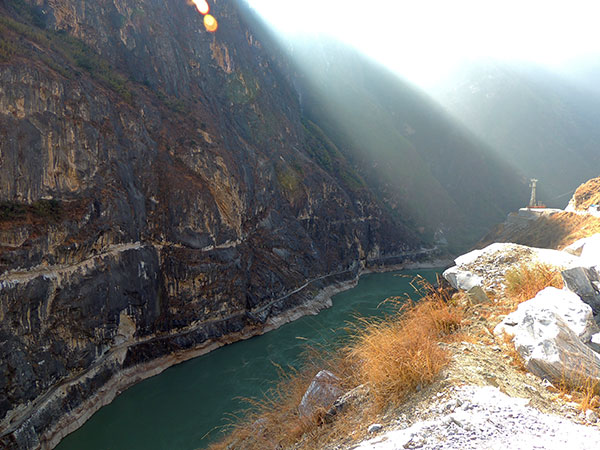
[561,267,600,318]
[446,237,600,391]
[495,287,600,385]
[443,242,579,293]
[298,370,344,419]
[0,1,422,448]
[352,385,600,450]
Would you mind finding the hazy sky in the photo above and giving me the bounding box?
[247,0,599,86]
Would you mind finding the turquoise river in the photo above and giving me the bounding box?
[56,269,439,450]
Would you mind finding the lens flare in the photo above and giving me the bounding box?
[204,14,218,32]
[191,0,209,15]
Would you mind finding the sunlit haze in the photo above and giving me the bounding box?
[247,0,600,86]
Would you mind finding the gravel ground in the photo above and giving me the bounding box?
[353,385,600,450]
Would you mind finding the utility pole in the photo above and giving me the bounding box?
[529,178,538,207]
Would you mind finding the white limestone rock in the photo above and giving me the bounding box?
[495,287,600,386]
[515,310,600,384]
[564,235,593,256]
[447,243,579,293]
[442,266,483,291]
[561,266,600,317]
[580,234,600,267]
[590,333,600,353]
[368,423,383,433]
[563,233,600,263]
[495,287,599,342]
[298,370,344,418]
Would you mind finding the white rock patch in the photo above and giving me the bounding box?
[494,287,598,342]
[354,386,600,450]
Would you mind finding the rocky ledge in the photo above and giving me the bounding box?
[285,234,600,450]
[443,237,600,389]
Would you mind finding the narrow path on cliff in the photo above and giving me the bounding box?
[54,269,439,450]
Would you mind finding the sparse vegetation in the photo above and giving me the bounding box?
[346,279,462,409]
[302,119,366,192]
[556,365,600,414]
[275,164,304,201]
[0,2,132,102]
[569,177,600,212]
[209,277,463,449]
[504,262,563,305]
[156,91,189,114]
[225,71,259,105]
[0,199,62,222]
[481,211,600,250]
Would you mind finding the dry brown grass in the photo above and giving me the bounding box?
[504,262,564,306]
[500,332,527,372]
[479,212,600,251]
[208,348,355,450]
[346,286,463,409]
[556,365,600,413]
[209,278,463,450]
[570,177,600,211]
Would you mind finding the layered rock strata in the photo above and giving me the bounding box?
[0,1,421,448]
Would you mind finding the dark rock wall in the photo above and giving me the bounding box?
[0,1,416,447]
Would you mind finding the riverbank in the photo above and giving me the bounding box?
[209,238,600,449]
[40,252,448,450]
[336,285,600,449]
[336,240,600,450]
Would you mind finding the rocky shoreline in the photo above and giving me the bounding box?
[5,250,444,450]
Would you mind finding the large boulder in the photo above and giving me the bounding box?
[561,267,600,318]
[442,266,483,291]
[495,287,600,386]
[580,234,600,267]
[495,287,599,342]
[298,370,344,418]
[516,311,600,385]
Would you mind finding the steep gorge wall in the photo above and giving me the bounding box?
[0,1,418,448]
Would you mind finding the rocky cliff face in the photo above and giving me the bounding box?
[0,1,419,448]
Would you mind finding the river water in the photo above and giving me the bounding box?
[55,268,439,450]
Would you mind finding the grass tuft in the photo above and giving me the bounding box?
[504,263,563,305]
[556,364,600,413]
[346,285,462,408]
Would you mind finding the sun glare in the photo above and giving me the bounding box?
[247,0,600,87]
[191,0,209,15]
[204,14,218,32]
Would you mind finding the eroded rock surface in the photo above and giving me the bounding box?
[495,287,600,387]
[0,1,422,448]
[298,370,344,419]
[354,386,600,450]
[443,242,579,293]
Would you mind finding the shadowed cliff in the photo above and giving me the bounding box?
[0,1,525,448]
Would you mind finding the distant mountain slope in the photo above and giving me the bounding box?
[286,41,528,248]
[478,177,600,251]
[435,61,600,206]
